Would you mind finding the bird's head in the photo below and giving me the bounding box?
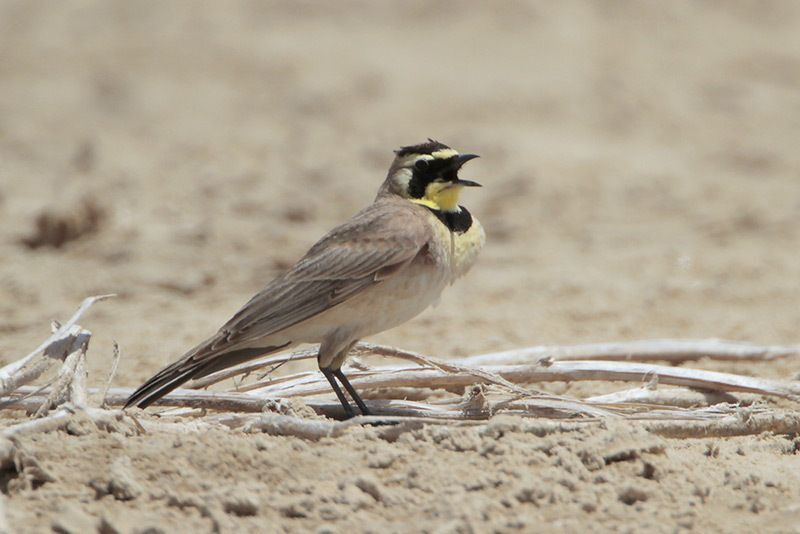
[379,139,481,212]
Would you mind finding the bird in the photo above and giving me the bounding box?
[125,140,485,418]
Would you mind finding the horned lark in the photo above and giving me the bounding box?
[125,140,485,417]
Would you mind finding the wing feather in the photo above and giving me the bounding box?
[211,200,430,351]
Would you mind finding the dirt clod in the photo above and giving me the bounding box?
[19,198,106,249]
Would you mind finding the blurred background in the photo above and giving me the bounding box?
[1,1,799,384]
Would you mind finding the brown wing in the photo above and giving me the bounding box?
[214,200,431,349]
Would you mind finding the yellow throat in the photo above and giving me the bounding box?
[411,182,463,212]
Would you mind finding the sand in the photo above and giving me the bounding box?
[2,1,800,532]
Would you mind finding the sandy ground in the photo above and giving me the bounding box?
[2,1,800,532]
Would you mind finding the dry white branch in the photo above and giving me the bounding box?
[69,340,88,409]
[4,385,794,440]
[245,360,800,401]
[33,331,91,416]
[4,384,752,425]
[234,371,327,394]
[226,345,547,402]
[0,294,113,397]
[238,371,619,419]
[5,387,265,414]
[188,349,319,389]
[7,385,606,420]
[643,411,800,438]
[2,405,133,442]
[4,308,800,444]
[0,295,113,378]
[457,339,800,366]
[0,325,81,397]
[188,339,800,393]
[3,407,74,439]
[101,341,121,408]
[352,343,545,397]
[115,387,525,419]
[586,386,741,407]
[0,352,53,399]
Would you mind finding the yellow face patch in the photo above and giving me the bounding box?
[430,148,459,160]
[411,181,463,212]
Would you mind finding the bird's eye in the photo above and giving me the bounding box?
[415,159,429,171]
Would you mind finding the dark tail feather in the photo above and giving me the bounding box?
[124,343,292,409]
[124,365,199,409]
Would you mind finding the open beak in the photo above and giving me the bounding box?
[451,153,481,187]
[454,153,480,168]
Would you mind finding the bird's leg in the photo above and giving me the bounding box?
[334,368,370,416]
[321,367,355,419]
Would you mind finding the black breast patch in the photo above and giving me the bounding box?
[426,206,473,234]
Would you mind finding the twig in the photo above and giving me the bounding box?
[352,343,544,397]
[0,380,53,411]
[586,386,741,407]
[2,405,133,441]
[33,331,91,416]
[3,407,74,439]
[456,339,800,366]
[5,312,800,444]
[4,387,264,414]
[3,385,753,424]
[237,369,617,418]
[0,325,83,397]
[4,386,796,440]
[228,347,541,399]
[187,339,800,392]
[114,388,486,419]
[7,386,601,419]
[644,411,800,438]
[188,348,319,389]
[246,360,800,400]
[101,341,121,408]
[0,350,54,398]
[69,339,89,409]
[0,295,114,397]
[0,294,113,381]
